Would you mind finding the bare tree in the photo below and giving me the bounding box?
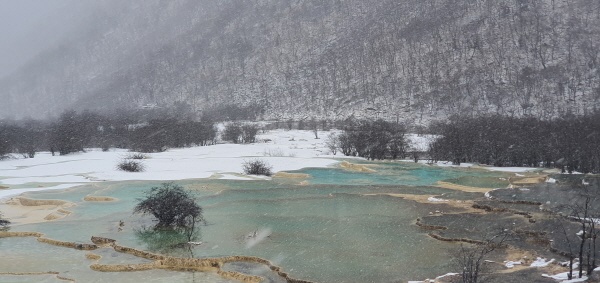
[565,187,600,278]
[455,230,511,283]
[309,118,319,139]
[557,217,577,280]
[325,133,339,155]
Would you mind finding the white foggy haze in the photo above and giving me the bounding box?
[0,0,83,78]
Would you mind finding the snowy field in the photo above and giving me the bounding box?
[0,130,344,199]
[0,129,540,200]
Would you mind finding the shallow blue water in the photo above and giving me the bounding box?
[5,162,507,283]
[295,161,498,187]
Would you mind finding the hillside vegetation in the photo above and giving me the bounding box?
[1,0,599,123]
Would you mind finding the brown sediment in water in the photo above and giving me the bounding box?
[0,197,75,224]
[0,231,44,238]
[427,232,486,245]
[17,198,72,206]
[86,253,102,260]
[1,231,315,282]
[44,208,72,221]
[363,193,480,213]
[91,260,258,282]
[0,271,75,282]
[415,219,447,230]
[0,272,59,275]
[435,181,493,193]
[496,199,543,206]
[339,161,376,173]
[0,231,96,251]
[37,237,98,250]
[217,270,263,283]
[83,196,117,202]
[0,185,8,189]
[91,262,158,272]
[273,172,311,179]
[92,237,316,283]
[43,213,64,221]
[112,244,166,260]
[91,236,116,246]
[56,275,76,282]
[509,175,548,185]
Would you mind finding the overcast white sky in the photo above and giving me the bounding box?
[0,0,76,78]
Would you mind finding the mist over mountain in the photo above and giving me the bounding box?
[1,0,599,123]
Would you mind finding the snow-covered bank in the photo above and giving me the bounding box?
[0,184,83,200]
[406,160,541,173]
[0,128,558,200]
[0,130,341,199]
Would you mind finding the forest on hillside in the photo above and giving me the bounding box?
[1,0,599,123]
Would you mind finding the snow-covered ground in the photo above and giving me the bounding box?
[0,129,550,200]
[405,134,437,152]
[0,130,342,199]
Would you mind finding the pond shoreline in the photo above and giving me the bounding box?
[0,138,580,283]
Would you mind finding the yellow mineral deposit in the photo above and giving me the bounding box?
[83,196,118,202]
[0,197,75,224]
[339,161,376,173]
[272,172,310,179]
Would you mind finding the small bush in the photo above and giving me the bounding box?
[242,159,273,176]
[127,153,149,160]
[263,148,286,157]
[263,148,295,157]
[0,212,10,231]
[223,122,243,143]
[117,159,145,172]
[241,125,259,143]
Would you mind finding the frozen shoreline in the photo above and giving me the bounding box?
[0,130,341,200]
[0,129,575,282]
[0,130,548,200]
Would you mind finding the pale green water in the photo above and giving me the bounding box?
[1,161,508,283]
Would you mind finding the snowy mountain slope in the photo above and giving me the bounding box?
[1,0,599,122]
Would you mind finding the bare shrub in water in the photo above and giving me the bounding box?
[134,183,203,228]
[0,212,10,231]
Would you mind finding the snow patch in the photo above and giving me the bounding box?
[427,197,449,202]
[504,260,522,268]
[405,134,437,152]
[408,272,459,283]
[542,272,588,282]
[0,184,83,200]
[530,257,554,267]
[485,167,538,173]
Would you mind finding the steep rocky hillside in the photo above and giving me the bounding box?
[1,0,599,123]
